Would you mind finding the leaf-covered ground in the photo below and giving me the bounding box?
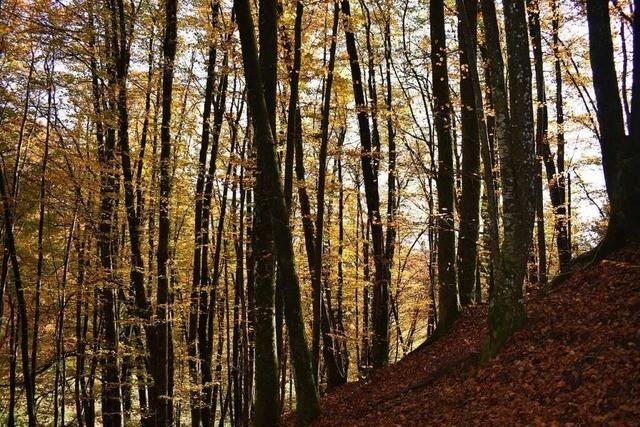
[305,246,640,426]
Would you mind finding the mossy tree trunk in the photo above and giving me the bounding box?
[480,0,535,362]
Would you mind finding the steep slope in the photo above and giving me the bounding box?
[308,246,640,425]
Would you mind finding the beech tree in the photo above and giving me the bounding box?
[253,0,280,423]
[456,0,481,305]
[234,0,320,423]
[480,0,536,360]
[431,0,460,330]
[586,0,640,250]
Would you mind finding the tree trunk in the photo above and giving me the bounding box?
[8,300,17,425]
[313,0,340,385]
[154,0,178,421]
[431,0,460,328]
[586,0,640,250]
[189,7,218,424]
[527,0,548,286]
[551,0,571,271]
[383,10,398,324]
[341,0,390,369]
[456,0,481,305]
[252,0,281,423]
[234,0,321,423]
[457,0,500,300]
[31,56,53,399]
[480,0,535,361]
[202,53,230,427]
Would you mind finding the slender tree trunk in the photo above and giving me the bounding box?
[202,54,230,427]
[231,172,244,427]
[98,110,124,427]
[551,0,570,271]
[456,0,481,305]
[154,0,179,421]
[341,0,390,369]
[8,299,17,425]
[189,6,220,425]
[383,11,398,342]
[457,0,500,295]
[238,142,251,427]
[31,57,53,399]
[278,0,304,392]
[335,129,349,380]
[293,107,345,391]
[75,222,88,427]
[54,211,75,427]
[360,0,382,176]
[527,0,548,286]
[313,0,340,384]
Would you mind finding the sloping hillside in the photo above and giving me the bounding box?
[308,246,640,426]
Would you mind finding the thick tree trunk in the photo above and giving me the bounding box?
[431,0,460,328]
[586,0,640,249]
[480,0,535,361]
[251,0,281,423]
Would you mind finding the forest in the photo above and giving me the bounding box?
[0,0,639,424]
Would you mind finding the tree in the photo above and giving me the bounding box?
[189,5,220,425]
[0,163,36,427]
[527,0,548,286]
[0,0,629,421]
[586,0,640,252]
[341,0,390,369]
[252,0,280,422]
[431,0,461,329]
[480,0,536,361]
[456,0,481,305]
[234,0,321,423]
[153,0,178,421]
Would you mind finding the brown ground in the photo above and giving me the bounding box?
[302,246,640,426]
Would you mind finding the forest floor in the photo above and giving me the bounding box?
[303,245,640,426]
